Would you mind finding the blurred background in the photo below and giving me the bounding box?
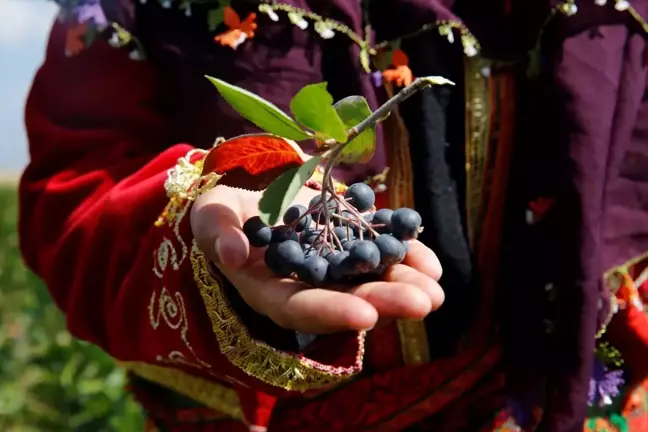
[0,0,143,429]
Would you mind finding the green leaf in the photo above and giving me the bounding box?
[258,156,322,226]
[207,8,224,31]
[290,83,348,143]
[206,76,312,141]
[333,96,375,164]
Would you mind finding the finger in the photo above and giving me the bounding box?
[350,281,432,320]
[192,190,249,268]
[383,264,445,311]
[219,262,378,334]
[403,240,443,280]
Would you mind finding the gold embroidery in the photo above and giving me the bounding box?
[149,287,211,369]
[149,149,223,371]
[381,82,430,365]
[119,361,243,419]
[464,56,491,251]
[191,242,366,391]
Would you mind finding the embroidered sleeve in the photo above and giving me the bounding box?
[159,153,365,392]
[20,23,365,421]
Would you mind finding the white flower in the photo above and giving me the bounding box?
[108,33,121,48]
[480,66,491,77]
[140,0,147,4]
[595,0,607,5]
[129,49,143,61]
[561,2,578,16]
[184,4,191,16]
[463,41,477,57]
[438,25,454,43]
[259,4,279,22]
[615,0,630,11]
[161,0,171,9]
[288,12,308,30]
[315,21,335,39]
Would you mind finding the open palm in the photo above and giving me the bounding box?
[191,185,444,334]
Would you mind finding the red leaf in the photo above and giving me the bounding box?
[202,134,308,190]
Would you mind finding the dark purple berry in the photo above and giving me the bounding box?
[272,226,299,243]
[342,239,357,251]
[301,228,321,245]
[309,194,337,224]
[297,256,329,287]
[283,205,312,232]
[265,240,304,277]
[333,226,354,242]
[243,216,272,248]
[348,240,380,273]
[344,183,375,212]
[391,207,422,240]
[326,251,351,281]
[374,234,406,265]
[372,208,393,234]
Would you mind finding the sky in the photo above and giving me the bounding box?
[0,0,59,173]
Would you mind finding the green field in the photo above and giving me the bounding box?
[0,185,143,431]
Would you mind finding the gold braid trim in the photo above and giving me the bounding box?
[118,361,243,419]
[191,242,366,392]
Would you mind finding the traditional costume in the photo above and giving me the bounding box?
[19,0,648,430]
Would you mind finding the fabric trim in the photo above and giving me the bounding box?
[464,56,492,251]
[119,361,243,419]
[191,242,366,391]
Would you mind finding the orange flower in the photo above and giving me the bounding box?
[65,22,88,56]
[382,49,414,87]
[214,6,257,49]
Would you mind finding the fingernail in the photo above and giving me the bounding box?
[215,238,246,268]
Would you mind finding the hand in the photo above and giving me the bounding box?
[190,185,444,334]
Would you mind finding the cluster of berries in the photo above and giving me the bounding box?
[243,182,422,287]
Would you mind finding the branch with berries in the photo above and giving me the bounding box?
[202,75,453,287]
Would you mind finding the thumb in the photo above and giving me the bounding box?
[191,188,250,269]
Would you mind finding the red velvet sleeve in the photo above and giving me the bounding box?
[18,21,366,410]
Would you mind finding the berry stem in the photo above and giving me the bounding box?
[347,77,444,141]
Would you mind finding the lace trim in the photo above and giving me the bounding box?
[118,361,243,419]
[191,242,366,391]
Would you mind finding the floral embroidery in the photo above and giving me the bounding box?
[65,22,88,56]
[214,6,257,49]
[51,0,648,66]
[588,359,625,408]
[381,49,414,88]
